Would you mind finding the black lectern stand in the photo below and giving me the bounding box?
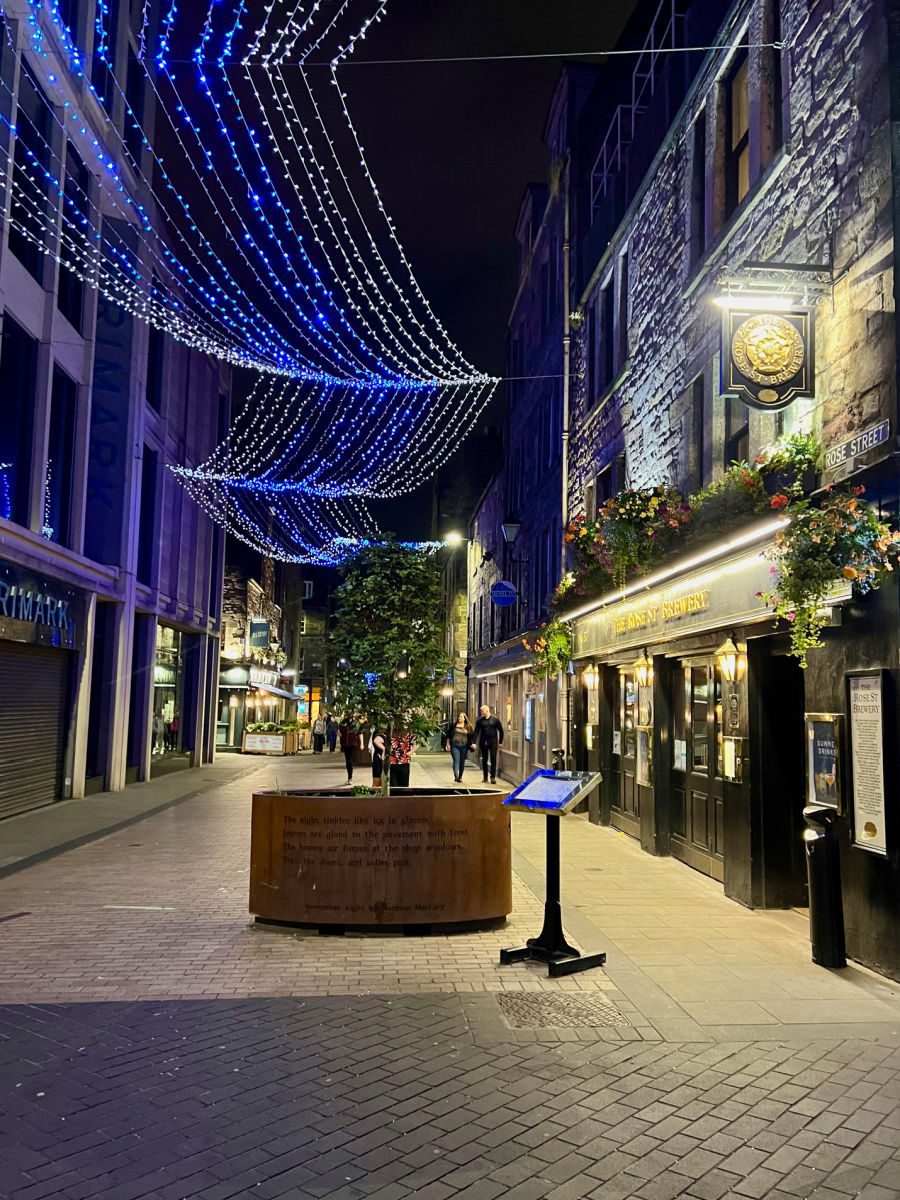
[499,770,606,978]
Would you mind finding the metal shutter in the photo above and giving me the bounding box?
[0,642,71,820]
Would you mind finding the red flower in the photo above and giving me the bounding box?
[770,494,789,510]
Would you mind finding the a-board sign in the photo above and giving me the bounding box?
[504,769,601,815]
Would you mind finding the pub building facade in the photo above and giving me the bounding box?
[0,3,229,818]
[563,0,900,978]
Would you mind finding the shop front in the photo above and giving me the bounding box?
[0,558,85,818]
[152,624,187,770]
[568,522,850,909]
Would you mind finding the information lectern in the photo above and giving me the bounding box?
[500,769,605,977]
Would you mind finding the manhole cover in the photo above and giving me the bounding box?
[497,992,629,1029]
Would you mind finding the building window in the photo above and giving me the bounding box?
[137,445,158,585]
[125,44,145,166]
[9,68,53,280]
[43,367,78,547]
[724,48,750,218]
[303,579,313,600]
[617,252,629,367]
[146,312,165,412]
[724,397,749,467]
[58,143,89,332]
[599,278,615,392]
[690,111,707,266]
[762,0,784,164]
[0,316,38,527]
[690,374,705,492]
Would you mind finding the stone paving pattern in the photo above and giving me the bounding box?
[2,753,900,1199]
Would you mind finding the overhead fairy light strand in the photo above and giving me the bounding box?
[1,0,500,562]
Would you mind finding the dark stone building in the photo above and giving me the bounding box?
[562,0,900,981]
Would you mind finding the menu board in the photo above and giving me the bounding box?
[504,770,601,814]
[805,714,842,811]
[848,673,887,856]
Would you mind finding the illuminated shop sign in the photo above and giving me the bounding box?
[721,309,814,411]
[0,560,83,650]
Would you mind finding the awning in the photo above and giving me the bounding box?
[254,683,298,701]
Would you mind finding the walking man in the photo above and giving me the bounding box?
[473,704,504,784]
[338,717,360,783]
[312,714,326,753]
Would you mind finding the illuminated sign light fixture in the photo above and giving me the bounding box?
[716,634,748,683]
[633,648,653,688]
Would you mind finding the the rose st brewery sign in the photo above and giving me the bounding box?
[0,560,84,650]
[722,309,814,411]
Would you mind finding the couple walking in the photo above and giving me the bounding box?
[446,705,504,784]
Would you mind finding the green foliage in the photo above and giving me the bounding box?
[599,485,691,586]
[247,721,291,733]
[523,618,572,678]
[756,432,820,488]
[690,462,768,535]
[331,539,450,758]
[760,488,900,667]
[350,784,376,796]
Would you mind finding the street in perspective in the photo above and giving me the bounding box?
[2,0,900,1198]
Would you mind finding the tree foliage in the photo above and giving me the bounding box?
[332,541,450,756]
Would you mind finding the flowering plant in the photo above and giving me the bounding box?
[756,431,820,499]
[598,485,690,586]
[760,487,900,666]
[523,618,572,678]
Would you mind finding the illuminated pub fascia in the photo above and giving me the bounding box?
[564,0,900,980]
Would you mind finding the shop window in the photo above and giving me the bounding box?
[153,625,184,758]
[9,67,53,280]
[724,396,749,467]
[724,48,750,219]
[58,143,89,332]
[0,316,38,527]
[43,366,78,547]
[689,110,707,267]
[137,445,158,585]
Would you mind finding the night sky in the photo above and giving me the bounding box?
[333,1,639,540]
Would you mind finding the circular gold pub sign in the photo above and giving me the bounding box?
[724,310,812,410]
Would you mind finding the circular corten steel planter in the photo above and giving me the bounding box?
[250,788,512,929]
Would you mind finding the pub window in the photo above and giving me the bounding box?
[617,251,630,368]
[690,373,705,492]
[43,366,78,548]
[597,461,614,505]
[599,277,615,392]
[724,396,749,467]
[125,44,145,166]
[0,316,38,527]
[303,579,313,600]
[689,110,707,266]
[724,47,750,218]
[146,290,165,413]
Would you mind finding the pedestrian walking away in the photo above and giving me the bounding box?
[389,730,416,789]
[312,714,327,753]
[445,712,474,783]
[371,730,385,787]
[338,717,360,783]
[473,704,504,783]
[325,714,338,753]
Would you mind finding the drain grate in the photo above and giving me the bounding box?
[497,991,629,1029]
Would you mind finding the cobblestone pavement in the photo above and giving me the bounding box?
[2,995,900,1200]
[2,754,900,1199]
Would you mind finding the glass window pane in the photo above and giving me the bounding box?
[624,673,636,757]
[691,666,709,769]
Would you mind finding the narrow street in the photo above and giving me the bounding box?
[1,755,899,1200]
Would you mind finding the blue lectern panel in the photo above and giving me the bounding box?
[504,769,601,814]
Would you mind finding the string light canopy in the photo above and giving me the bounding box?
[1,0,498,562]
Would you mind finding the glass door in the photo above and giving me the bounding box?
[671,660,725,880]
[613,669,640,832]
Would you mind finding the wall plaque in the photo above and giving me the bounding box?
[847,671,888,856]
[722,309,814,410]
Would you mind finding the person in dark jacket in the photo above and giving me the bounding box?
[326,714,339,753]
[338,717,360,783]
[473,705,504,784]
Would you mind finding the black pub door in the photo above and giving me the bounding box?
[671,660,725,881]
[611,669,640,836]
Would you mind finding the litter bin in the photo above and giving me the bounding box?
[803,804,846,968]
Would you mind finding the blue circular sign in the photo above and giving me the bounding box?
[491,580,518,608]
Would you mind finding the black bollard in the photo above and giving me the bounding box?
[803,804,846,968]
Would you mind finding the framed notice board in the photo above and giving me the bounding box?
[804,713,843,813]
[847,670,890,856]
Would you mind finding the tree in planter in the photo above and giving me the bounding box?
[332,540,450,794]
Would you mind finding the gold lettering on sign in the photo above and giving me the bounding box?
[612,607,658,635]
[662,590,710,621]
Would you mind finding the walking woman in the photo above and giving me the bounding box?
[446,712,474,783]
[371,730,385,788]
[338,717,360,784]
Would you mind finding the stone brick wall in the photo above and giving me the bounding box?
[569,0,895,510]
[222,566,282,658]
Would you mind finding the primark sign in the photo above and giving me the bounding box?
[0,560,84,651]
